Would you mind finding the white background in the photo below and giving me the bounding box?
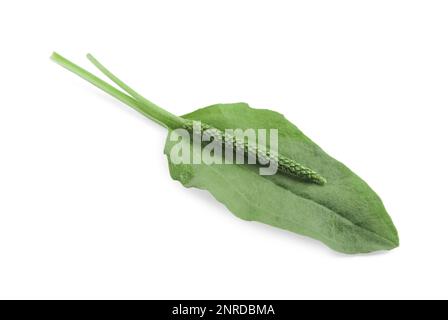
[0,0,447,300]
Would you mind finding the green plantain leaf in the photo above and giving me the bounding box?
[164,103,399,254]
[51,53,399,255]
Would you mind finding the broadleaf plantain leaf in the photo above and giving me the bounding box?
[164,103,399,254]
[51,53,399,255]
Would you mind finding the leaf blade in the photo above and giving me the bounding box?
[165,103,399,254]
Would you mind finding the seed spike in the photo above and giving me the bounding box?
[52,52,327,185]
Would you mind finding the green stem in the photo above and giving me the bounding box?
[51,52,184,129]
[86,53,185,129]
[52,52,326,184]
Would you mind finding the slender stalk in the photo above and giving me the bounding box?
[52,52,326,184]
[86,53,185,129]
[51,52,183,129]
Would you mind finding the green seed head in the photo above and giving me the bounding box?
[183,120,326,185]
